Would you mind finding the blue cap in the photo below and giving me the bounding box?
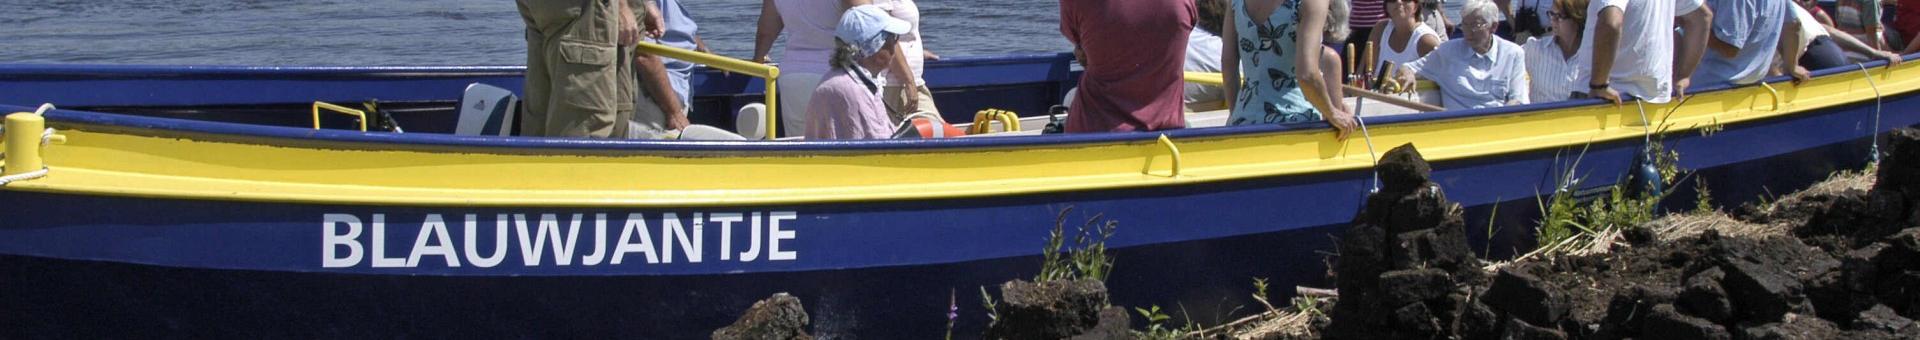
[836,5,911,58]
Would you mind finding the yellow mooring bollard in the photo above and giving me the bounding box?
[4,112,46,176]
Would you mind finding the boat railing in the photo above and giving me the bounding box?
[634,41,782,140]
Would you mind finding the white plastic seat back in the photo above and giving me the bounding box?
[735,103,768,140]
[457,83,519,136]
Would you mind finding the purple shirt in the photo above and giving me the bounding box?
[1060,0,1194,133]
[805,67,894,139]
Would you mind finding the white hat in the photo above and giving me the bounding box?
[836,5,911,58]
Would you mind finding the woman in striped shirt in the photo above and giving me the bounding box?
[1521,0,1585,102]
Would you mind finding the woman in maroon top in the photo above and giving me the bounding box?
[1059,0,1197,133]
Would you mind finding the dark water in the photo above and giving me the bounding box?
[0,0,1072,66]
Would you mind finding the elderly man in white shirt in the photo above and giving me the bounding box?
[1390,0,1529,109]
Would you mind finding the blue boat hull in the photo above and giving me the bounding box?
[1,91,1908,337]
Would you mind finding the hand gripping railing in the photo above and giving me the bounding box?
[635,41,783,140]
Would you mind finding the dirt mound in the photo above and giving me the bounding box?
[1311,129,1920,339]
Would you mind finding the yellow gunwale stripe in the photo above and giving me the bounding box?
[3,64,1909,207]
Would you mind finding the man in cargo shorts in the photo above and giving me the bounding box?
[519,0,684,138]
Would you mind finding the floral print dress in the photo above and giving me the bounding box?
[1229,0,1323,126]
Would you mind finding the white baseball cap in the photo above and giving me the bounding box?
[836,5,911,58]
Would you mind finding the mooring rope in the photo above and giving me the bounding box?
[1858,63,1885,163]
[1353,109,1382,194]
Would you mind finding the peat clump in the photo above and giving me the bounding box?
[712,293,814,340]
[1327,144,1500,339]
[983,279,1129,340]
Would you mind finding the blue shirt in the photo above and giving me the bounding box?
[1402,38,1530,110]
[656,0,699,106]
[1691,0,1787,88]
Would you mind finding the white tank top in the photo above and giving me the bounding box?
[1376,21,1439,70]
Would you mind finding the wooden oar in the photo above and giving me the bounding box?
[1343,84,1444,112]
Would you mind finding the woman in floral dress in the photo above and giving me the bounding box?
[1222,0,1356,139]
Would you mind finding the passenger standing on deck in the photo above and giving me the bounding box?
[755,0,842,137]
[1187,0,1230,111]
[805,5,909,139]
[1390,0,1530,109]
[1689,0,1790,88]
[1572,0,1676,104]
[1223,0,1356,138]
[1523,0,1588,102]
[1059,0,1194,132]
[652,0,711,116]
[1370,0,1445,72]
[519,0,669,138]
[867,0,942,123]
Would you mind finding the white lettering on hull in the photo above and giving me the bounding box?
[320,211,801,269]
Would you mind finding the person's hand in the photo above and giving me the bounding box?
[617,5,641,46]
[1672,77,1691,100]
[1789,65,1811,85]
[924,49,941,61]
[1589,84,1622,106]
[641,2,665,39]
[1391,70,1416,94]
[667,112,690,131]
[753,55,774,64]
[1879,51,1904,68]
[1327,108,1356,141]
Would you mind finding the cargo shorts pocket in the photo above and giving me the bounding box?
[557,40,613,66]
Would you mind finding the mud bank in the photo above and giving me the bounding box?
[1236,129,1920,340]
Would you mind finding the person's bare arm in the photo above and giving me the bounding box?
[1673,6,1711,97]
[753,0,783,63]
[1903,32,1920,54]
[1296,0,1355,140]
[1823,23,1903,67]
[843,0,870,10]
[1222,7,1241,111]
[1416,34,1443,56]
[1589,5,1625,105]
[1319,47,1351,114]
[1780,19,1808,83]
[635,54,689,129]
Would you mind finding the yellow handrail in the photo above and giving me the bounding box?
[311,101,368,132]
[635,41,782,140]
[1184,71,1225,87]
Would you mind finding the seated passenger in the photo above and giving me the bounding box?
[1371,0,1445,70]
[1186,0,1229,111]
[1522,0,1587,102]
[1390,0,1529,109]
[803,5,910,140]
[1320,0,1355,115]
[1690,0,1789,88]
[1060,0,1194,132]
[1783,0,1903,73]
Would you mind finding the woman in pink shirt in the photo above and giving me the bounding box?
[805,5,911,139]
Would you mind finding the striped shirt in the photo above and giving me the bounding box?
[1522,36,1583,103]
[1353,0,1387,28]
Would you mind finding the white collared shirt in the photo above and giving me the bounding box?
[1402,38,1531,110]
